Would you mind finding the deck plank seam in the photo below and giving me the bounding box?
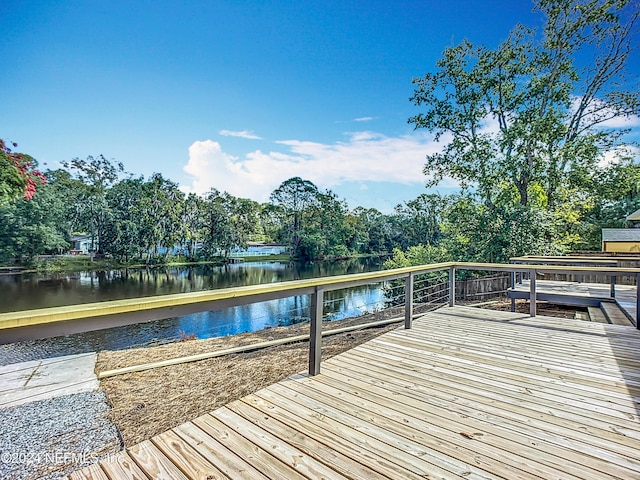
[334,348,640,438]
[304,367,624,480]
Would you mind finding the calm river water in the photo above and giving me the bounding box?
[0,258,389,363]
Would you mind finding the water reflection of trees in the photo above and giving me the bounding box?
[0,258,387,314]
[323,285,386,320]
[0,258,392,356]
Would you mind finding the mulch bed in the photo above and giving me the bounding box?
[468,297,583,318]
[97,309,404,446]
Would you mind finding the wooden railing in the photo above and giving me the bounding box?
[1,261,639,375]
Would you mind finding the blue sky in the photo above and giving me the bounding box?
[1,1,638,212]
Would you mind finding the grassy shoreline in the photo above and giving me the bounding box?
[9,252,385,274]
[15,255,286,274]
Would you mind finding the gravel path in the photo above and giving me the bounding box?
[0,391,121,480]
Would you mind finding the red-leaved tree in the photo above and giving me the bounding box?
[0,139,46,201]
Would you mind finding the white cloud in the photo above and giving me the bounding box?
[219,130,262,140]
[570,96,640,129]
[181,140,239,195]
[354,116,377,122]
[182,131,448,202]
[599,114,640,129]
[598,145,640,168]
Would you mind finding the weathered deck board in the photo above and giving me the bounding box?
[225,399,391,480]
[127,440,189,479]
[68,463,110,480]
[314,361,624,479]
[72,305,640,479]
[151,430,227,479]
[241,392,430,479]
[172,422,271,479]
[97,451,147,480]
[193,413,309,480]
[589,306,610,323]
[601,301,635,326]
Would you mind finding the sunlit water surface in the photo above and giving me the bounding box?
[0,258,389,363]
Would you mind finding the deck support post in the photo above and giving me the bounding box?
[530,269,537,317]
[449,266,456,307]
[510,271,516,312]
[636,274,640,330]
[610,276,616,298]
[309,286,324,376]
[405,273,414,329]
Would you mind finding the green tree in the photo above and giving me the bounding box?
[343,209,370,254]
[303,191,349,258]
[268,178,357,259]
[139,174,185,261]
[438,194,561,262]
[228,196,261,250]
[103,177,146,262]
[44,168,84,225]
[62,155,125,256]
[576,156,640,249]
[0,180,68,263]
[393,194,445,248]
[383,244,450,269]
[200,191,261,259]
[409,0,639,210]
[258,203,283,244]
[181,193,207,261]
[353,207,395,254]
[200,189,234,259]
[269,177,322,257]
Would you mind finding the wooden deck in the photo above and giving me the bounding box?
[509,279,637,324]
[70,305,640,479]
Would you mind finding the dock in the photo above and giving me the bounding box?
[69,305,640,479]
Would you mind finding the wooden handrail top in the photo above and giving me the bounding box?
[510,259,617,265]
[511,255,640,262]
[458,262,640,275]
[0,263,454,330]
[1,261,639,332]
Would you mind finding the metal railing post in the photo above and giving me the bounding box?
[405,273,414,329]
[530,269,537,317]
[610,275,616,298]
[449,266,456,307]
[510,271,516,312]
[636,273,640,330]
[309,286,324,376]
